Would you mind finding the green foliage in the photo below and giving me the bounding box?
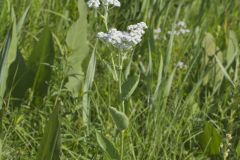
[65,0,89,97]
[0,0,240,159]
[197,122,222,156]
[96,132,120,160]
[37,106,60,160]
[120,75,140,101]
[28,27,55,97]
[109,107,129,131]
[7,52,33,103]
[0,17,17,109]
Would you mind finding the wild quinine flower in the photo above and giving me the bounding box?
[87,0,120,8]
[87,0,100,8]
[97,22,148,50]
[168,21,190,36]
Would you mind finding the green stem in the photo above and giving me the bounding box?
[103,5,109,31]
[120,132,124,160]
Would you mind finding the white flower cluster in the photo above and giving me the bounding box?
[176,61,187,69]
[87,0,100,8]
[87,0,120,8]
[168,21,190,36]
[102,0,120,7]
[97,22,148,49]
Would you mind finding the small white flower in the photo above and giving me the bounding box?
[87,0,100,8]
[168,21,190,36]
[176,61,187,69]
[177,21,186,28]
[179,28,190,34]
[102,0,121,7]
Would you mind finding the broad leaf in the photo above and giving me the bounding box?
[37,105,60,160]
[65,0,89,97]
[96,132,120,160]
[109,107,129,131]
[198,122,221,156]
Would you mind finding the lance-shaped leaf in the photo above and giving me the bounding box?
[37,105,60,160]
[120,75,140,101]
[0,18,17,109]
[109,107,129,131]
[65,0,89,97]
[96,132,120,160]
[27,27,54,96]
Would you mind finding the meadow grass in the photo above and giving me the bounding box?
[0,0,240,159]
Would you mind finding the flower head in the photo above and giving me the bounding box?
[97,22,148,50]
[102,0,121,7]
[87,0,100,8]
[87,0,121,8]
[168,21,190,36]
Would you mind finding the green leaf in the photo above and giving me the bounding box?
[120,75,140,101]
[197,122,221,156]
[109,107,129,131]
[37,105,60,160]
[0,18,17,109]
[28,27,55,96]
[16,6,30,35]
[202,33,216,57]
[96,132,120,160]
[226,30,239,67]
[65,0,89,97]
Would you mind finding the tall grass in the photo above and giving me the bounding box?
[0,0,240,159]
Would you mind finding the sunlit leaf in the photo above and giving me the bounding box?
[109,107,129,131]
[65,0,89,97]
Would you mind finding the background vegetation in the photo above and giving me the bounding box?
[0,0,240,159]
